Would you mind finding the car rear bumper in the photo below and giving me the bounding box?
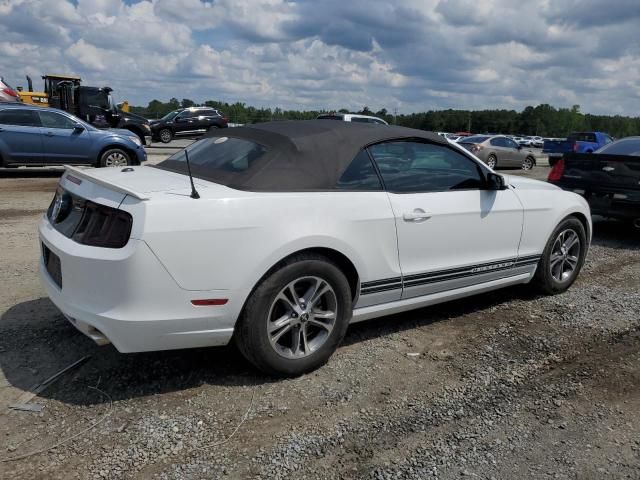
[38,216,245,352]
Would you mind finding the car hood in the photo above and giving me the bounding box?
[503,174,560,191]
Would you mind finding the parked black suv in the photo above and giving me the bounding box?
[150,107,228,143]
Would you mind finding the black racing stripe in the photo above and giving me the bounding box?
[361,277,402,289]
[403,258,517,282]
[516,254,542,262]
[361,256,540,295]
[360,285,403,295]
[403,264,517,288]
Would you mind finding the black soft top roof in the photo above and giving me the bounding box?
[162,120,449,191]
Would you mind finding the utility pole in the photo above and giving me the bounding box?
[467,112,472,132]
[393,107,398,125]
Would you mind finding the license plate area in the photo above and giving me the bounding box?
[42,243,62,289]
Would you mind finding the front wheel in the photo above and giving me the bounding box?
[99,148,130,168]
[534,217,587,294]
[158,128,173,143]
[235,255,352,376]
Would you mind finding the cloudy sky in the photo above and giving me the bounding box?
[1,0,639,115]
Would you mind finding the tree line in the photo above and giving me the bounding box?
[130,99,640,138]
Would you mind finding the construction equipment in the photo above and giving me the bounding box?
[17,74,151,143]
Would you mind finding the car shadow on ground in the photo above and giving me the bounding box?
[0,286,535,408]
[0,216,636,407]
[591,217,640,250]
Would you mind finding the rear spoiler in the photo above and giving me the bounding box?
[64,165,150,200]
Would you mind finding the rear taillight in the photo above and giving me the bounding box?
[2,87,19,98]
[548,158,565,182]
[72,201,133,248]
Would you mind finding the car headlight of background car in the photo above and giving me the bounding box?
[127,135,142,146]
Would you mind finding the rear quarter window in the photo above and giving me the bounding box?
[155,136,267,179]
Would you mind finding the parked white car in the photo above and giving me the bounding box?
[39,121,591,375]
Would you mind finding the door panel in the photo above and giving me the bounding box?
[38,111,94,164]
[0,109,43,164]
[367,139,524,301]
[0,125,44,164]
[388,189,523,298]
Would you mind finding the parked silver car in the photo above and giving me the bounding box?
[459,135,537,170]
[0,77,20,103]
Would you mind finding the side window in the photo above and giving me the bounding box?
[490,137,504,147]
[38,111,77,129]
[350,117,369,123]
[0,109,40,127]
[505,138,519,149]
[177,111,194,119]
[368,141,485,193]
[335,150,382,191]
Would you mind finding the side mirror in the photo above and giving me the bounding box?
[73,123,85,132]
[486,172,507,190]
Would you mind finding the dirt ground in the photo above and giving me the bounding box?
[0,165,639,480]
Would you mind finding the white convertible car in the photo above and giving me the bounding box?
[39,121,591,375]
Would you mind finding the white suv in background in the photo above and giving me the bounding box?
[317,113,388,125]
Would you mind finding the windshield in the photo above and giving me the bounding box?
[460,136,489,144]
[161,110,180,121]
[595,138,640,156]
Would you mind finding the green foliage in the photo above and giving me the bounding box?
[129,100,640,138]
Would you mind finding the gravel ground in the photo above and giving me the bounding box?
[0,163,639,480]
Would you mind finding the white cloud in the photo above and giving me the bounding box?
[0,0,637,115]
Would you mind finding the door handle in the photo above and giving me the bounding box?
[403,209,432,222]
[45,131,54,137]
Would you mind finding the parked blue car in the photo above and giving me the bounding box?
[0,104,146,168]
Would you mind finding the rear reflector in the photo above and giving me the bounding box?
[548,158,565,182]
[191,299,228,306]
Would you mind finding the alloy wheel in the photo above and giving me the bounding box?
[522,157,534,170]
[267,276,338,359]
[103,151,128,167]
[487,156,497,169]
[549,229,581,282]
[160,130,172,143]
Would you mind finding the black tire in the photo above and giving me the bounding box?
[522,156,535,170]
[487,154,497,169]
[235,254,352,376]
[534,216,587,295]
[207,125,219,132]
[99,148,131,168]
[158,128,173,143]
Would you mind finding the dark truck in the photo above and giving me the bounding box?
[548,136,640,228]
[44,75,152,144]
[543,131,613,167]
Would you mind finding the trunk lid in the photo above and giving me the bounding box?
[562,153,640,191]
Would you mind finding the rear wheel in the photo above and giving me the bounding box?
[534,217,587,294]
[99,148,130,168]
[486,155,497,169]
[235,254,352,376]
[522,156,535,170]
[159,128,173,143]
